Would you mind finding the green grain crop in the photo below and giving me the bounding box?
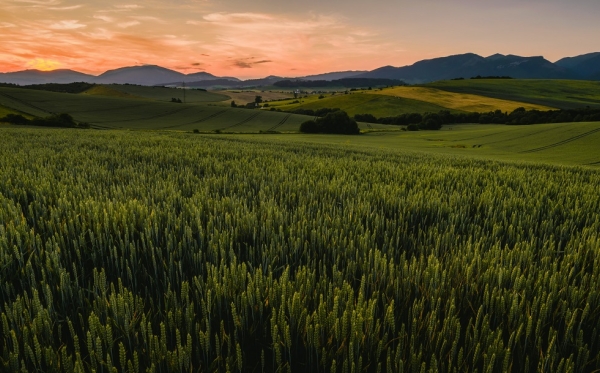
[1,128,600,372]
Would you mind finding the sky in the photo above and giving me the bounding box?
[1,0,599,79]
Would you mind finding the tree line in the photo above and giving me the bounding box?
[274,78,405,88]
[355,107,600,127]
[0,113,90,128]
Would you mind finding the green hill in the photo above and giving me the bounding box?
[96,84,230,103]
[425,79,600,110]
[252,121,600,166]
[0,86,394,132]
[265,92,460,117]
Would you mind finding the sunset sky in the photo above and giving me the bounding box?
[1,0,599,79]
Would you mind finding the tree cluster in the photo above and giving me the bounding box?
[354,107,600,128]
[274,78,405,89]
[300,110,360,134]
[23,82,96,94]
[292,107,341,117]
[452,76,513,80]
[0,113,90,128]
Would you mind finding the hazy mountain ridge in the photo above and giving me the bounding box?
[299,71,368,81]
[555,52,600,78]
[1,52,599,86]
[0,69,96,85]
[355,53,577,83]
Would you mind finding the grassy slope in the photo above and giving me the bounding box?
[214,90,294,105]
[425,79,600,110]
[2,86,388,132]
[99,84,230,103]
[0,103,22,117]
[264,92,459,117]
[82,85,141,99]
[263,82,561,116]
[239,122,600,167]
[370,86,554,112]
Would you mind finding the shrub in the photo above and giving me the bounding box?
[0,113,30,125]
[31,113,80,128]
[354,113,378,123]
[299,120,319,133]
[300,111,360,135]
[419,113,442,130]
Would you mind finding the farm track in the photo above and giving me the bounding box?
[158,111,207,129]
[477,125,564,145]
[0,92,53,115]
[89,123,123,130]
[184,110,228,125]
[521,126,600,153]
[93,106,194,124]
[266,113,292,131]
[220,112,261,131]
[69,103,150,114]
[451,130,508,142]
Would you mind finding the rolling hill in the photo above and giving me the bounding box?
[265,92,460,117]
[0,85,323,132]
[253,121,600,167]
[424,79,600,110]
[266,80,561,116]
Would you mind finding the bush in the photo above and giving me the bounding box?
[299,111,360,135]
[299,120,319,133]
[31,113,79,128]
[419,113,442,130]
[0,113,30,125]
[354,113,378,123]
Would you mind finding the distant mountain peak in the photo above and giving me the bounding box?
[3,52,600,86]
[354,52,575,83]
[486,53,506,60]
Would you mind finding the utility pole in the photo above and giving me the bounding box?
[182,81,186,103]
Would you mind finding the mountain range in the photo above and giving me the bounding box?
[1,52,599,87]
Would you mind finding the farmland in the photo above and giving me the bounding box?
[263,121,600,167]
[1,128,600,373]
[0,86,320,132]
[3,80,600,133]
[260,79,600,116]
[1,80,600,372]
[425,79,600,110]
[369,86,553,112]
[263,92,458,117]
[0,103,22,118]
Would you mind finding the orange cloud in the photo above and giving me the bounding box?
[26,58,62,70]
[0,2,399,78]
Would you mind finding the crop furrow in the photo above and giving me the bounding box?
[521,126,600,153]
[266,113,292,131]
[220,111,261,130]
